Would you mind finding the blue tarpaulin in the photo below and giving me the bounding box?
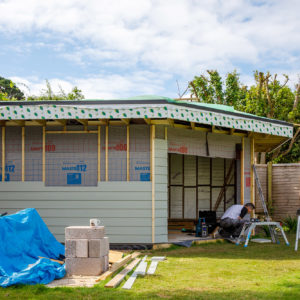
[0,208,65,287]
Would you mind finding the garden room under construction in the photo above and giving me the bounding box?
[0,96,293,245]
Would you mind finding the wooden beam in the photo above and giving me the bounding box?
[2,127,5,182]
[121,119,130,125]
[110,254,133,273]
[233,132,247,137]
[46,130,98,134]
[88,120,108,126]
[98,126,101,182]
[99,119,108,125]
[12,120,25,126]
[165,126,168,140]
[241,137,245,205]
[173,123,190,129]
[150,119,170,125]
[193,126,210,132]
[56,120,67,126]
[190,122,195,129]
[230,128,235,135]
[42,126,46,182]
[77,119,88,130]
[105,125,108,181]
[151,125,155,244]
[105,258,141,288]
[96,252,140,282]
[144,118,151,125]
[127,125,130,181]
[167,119,174,127]
[213,128,230,135]
[109,120,125,126]
[22,127,25,182]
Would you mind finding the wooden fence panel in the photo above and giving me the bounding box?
[255,164,300,220]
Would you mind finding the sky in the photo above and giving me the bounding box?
[0,0,299,99]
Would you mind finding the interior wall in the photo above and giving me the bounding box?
[168,154,236,219]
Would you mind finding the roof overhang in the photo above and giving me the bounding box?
[0,100,293,152]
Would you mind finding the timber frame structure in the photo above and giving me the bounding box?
[0,96,293,244]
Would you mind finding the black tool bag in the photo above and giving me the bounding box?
[198,211,217,233]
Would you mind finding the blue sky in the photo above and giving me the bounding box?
[0,0,299,99]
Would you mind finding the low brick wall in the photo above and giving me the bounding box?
[255,163,300,220]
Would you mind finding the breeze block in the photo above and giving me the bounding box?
[65,226,109,276]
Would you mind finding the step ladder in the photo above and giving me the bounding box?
[236,165,289,247]
[253,164,278,243]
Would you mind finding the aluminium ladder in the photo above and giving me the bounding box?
[236,165,289,247]
[253,165,277,243]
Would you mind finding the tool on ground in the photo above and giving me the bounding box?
[236,165,289,247]
[295,209,300,251]
[196,218,208,237]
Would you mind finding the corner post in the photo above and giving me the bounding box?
[151,125,155,244]
[241,137,245,205]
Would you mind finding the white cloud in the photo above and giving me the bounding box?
[10,71,171,99]
[1,0,300,96]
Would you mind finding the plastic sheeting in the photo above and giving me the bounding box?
[0,208,65,287]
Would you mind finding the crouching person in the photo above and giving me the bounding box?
[219,203,255,239]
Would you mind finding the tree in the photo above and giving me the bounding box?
[189,70,247,107]
[243,72,299,162]
[27,80,84,101]
[189,70,300,163]
[0,76,25,100]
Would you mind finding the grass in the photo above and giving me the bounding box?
[1,235,300,300]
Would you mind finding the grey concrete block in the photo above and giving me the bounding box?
[104,255,109,272]
[65,226,105,239]
[75,239,88,258]
[88,237,109,258]
[66,257,106,276]
[65,239,76,258]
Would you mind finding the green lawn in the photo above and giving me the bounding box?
[1,236,300,300]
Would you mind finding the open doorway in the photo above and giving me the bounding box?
[168,153,237,241]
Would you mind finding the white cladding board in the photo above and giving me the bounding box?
[168,127,241,159]
[0,181,155,243]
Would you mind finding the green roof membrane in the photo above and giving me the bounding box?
[0,96,293,138]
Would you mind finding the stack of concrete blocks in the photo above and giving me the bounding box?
[65,226,109,276]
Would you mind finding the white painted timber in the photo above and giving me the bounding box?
[122,257,148,290]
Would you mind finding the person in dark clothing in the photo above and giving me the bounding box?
[219,203,255,238]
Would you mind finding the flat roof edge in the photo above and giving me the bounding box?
[0,99,293,127]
